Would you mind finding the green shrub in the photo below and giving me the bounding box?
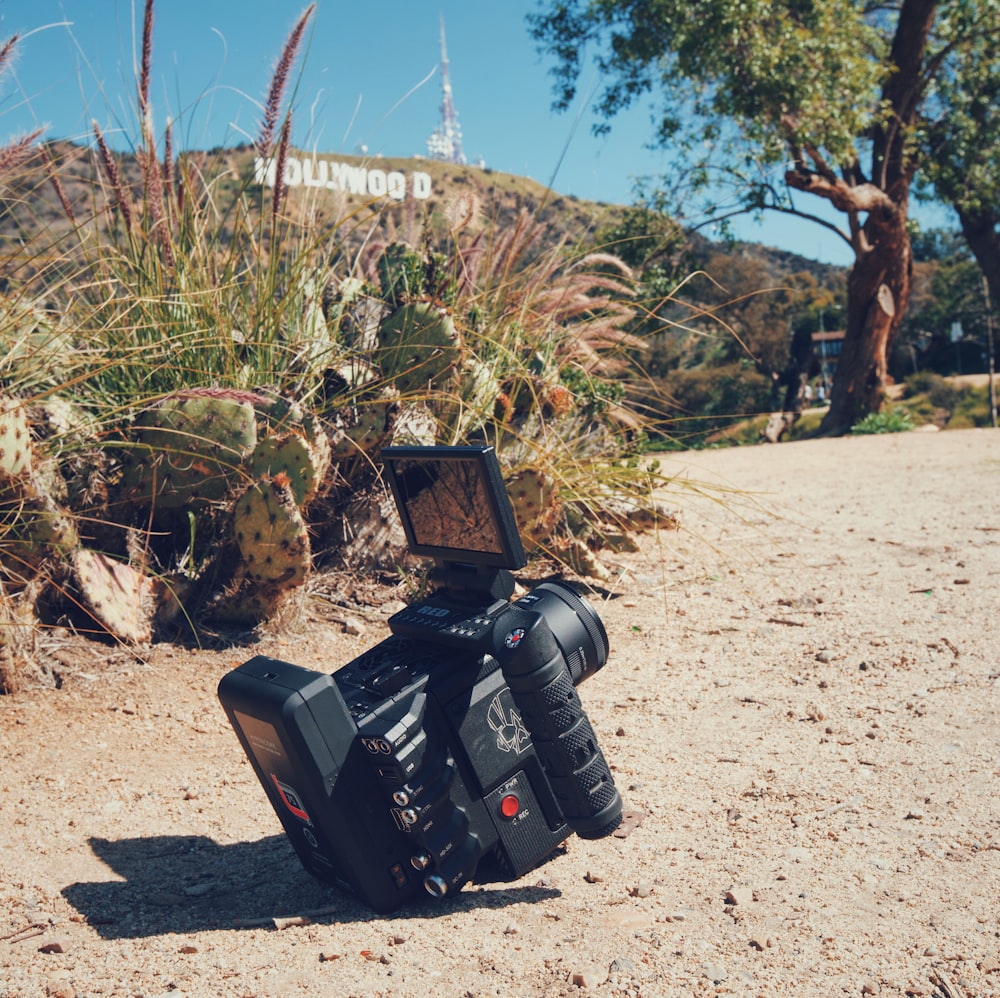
[903,371,969,411]
[948,385,994,428]
[851,406,914,435]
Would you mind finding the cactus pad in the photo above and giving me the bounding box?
[250,433,329,507]
[506,467,564,551]
[234,479,311,586]
[0,399,33,482]
[122,393,257,508]
[330,401,395,459]
[377,302,461,395]
[70,549,154,643]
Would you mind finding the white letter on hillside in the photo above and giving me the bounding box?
[387,172,405,200]
[367,169,387,197]
[283,157,303,187]
[412,172,432,200]
[303,159,328,187]
[253,157,277,188]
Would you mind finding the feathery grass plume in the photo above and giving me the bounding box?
[138,0,154,134]
[162,116,174,205]
[140,146,174,267]
[92,121,134,231]
[272,113,291,224]
[0,34,17,75]
[256,4,315,158]
[0,128,43,180]
[39,143,77,224]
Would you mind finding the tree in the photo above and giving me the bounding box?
[918,14,1000,375]
[530,0,1000,433]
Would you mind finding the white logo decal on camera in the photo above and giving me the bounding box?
[487,694,529,755]
[504,627,525,650]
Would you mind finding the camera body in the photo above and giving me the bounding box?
[219,446,622,913]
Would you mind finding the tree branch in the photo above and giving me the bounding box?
[785,166,891,216]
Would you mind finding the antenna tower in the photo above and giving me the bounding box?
[426,15,466,165]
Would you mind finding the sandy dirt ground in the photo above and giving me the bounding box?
[1,427,998,998]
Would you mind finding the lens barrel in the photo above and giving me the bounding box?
[517,581,609,685]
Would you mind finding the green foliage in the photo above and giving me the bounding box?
[530,0,883,168]
[948,385,994,429]
[902,372,970,412]
[649,362,772,446]
[531,0,1000,432]
[850,407,914,436]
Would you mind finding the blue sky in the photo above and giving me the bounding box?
[0,0,927,266]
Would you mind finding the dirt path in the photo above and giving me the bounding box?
[2,428,998,997]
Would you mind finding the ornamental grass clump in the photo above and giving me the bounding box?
[0,2,680,680]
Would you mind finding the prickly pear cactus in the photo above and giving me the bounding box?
[122,392,257,508]
[0,393,79,567]
[0,398,33,483]
[390,402,437,447]
[250,433,328,507]
[377,302,462,395]
[329,399,396,460]
[70,548,154,644]
[251,392,307,434]
[377,243,427,305]
[506,467,564,552]
[233,478,311,586]
[8,491,81,563]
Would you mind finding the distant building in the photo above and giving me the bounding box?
[812,330,844,388]
[426,16,467,165]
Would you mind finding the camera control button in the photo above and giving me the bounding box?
[499,793,520,819]
[389,862,408,889]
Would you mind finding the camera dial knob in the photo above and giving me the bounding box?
[410,852,432,871]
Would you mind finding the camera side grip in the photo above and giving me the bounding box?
[494,610,622,839]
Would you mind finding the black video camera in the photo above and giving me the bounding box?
[218,445,622,913]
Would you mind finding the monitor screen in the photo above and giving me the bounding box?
[381,446,527,570]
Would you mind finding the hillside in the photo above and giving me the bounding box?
[0,140,843,291]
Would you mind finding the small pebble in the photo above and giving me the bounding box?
[38,937,71,954]
[569,963,607,987]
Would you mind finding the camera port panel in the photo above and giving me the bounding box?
[485,773,569,876]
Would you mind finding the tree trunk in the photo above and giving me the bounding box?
[819,207,913,436]
[956,205,1000,310]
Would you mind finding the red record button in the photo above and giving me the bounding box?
[499,793,520,819]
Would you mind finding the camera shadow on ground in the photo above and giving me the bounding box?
[61,833,561,938]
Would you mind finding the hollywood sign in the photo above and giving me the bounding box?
[253,156,433,201]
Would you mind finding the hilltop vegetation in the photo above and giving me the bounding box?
[0,140,848,287]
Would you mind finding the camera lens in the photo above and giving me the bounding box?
[521,581,609,685]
